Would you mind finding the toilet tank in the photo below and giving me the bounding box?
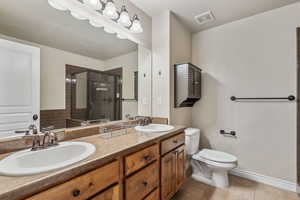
[184,128,200,155]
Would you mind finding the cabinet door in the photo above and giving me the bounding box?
[193,70,201,98]
[26,161,119,200]
[90,185,119,200]
[161,151,176,200]
[175,145,185,190]
[144,188,159,200]
[125,162,159,200]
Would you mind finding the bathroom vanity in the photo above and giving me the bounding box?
[0,125,185,200]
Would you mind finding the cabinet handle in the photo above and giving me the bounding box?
[173,140,178,144]
[143,155,151,161]
[142,181,148,186]
[72,189,81,197]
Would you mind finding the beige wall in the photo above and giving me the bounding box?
[138,45,152,116]
[170,14,193,127]
[41,46,105,110]
[0,34,105,111]
[152,11,171,119]
[105,51,138,119]
[192,2,300,182]
[151,11,193,127]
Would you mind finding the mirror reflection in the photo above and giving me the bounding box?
[0,0,140,138]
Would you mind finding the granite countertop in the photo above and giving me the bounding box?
[0,125,185,200]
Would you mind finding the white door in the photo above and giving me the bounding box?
[0,39,40,138]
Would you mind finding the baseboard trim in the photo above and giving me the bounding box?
[230,168,297,193]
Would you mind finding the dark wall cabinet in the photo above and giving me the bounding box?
[174,63,202,107]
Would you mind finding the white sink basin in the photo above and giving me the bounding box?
[135,124,175,133]
[0,142,96,176]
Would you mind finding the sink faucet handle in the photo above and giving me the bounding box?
[31,134,42,151]
[28,124,38,135]
[49,132,59,145]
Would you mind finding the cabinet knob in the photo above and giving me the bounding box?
[173,140,178,144]
[72,189,81,197]
[143,155,151,161]
[142,181,148,186]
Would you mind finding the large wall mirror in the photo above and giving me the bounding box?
[0,0,151,139]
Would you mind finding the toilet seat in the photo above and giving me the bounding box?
[192,149,237,168]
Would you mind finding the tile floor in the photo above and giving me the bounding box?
[172,176,299,200]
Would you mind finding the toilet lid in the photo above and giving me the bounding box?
[194,149,237,163]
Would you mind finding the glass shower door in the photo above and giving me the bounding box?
[88,71,118,121]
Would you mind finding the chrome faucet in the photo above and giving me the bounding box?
[135,116,152,126]
[15,124,59,151]
[40,126,58,149]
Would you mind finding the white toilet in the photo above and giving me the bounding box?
[185,128,238,188]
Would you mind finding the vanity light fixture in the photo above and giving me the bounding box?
[118,6,131,27]
[103,0,118,19]
[48,0,143,41]
[130,15,143,33]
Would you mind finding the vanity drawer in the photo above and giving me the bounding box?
[90,185,120,200]
[161,133,185,155]
[144,188,160,200]
[125,144,159,176]
[26,161,120,200]
[125,161,159,200]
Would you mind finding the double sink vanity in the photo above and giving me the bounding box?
[0,121,186,200]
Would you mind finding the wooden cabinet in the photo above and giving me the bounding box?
[26,161,119,200]
[24,133,185,200]
[90,185,119,200]
[161,133,185,155]
[144,188,160,200]
[174,63,202,107]
[161,145,185,200]
[175,145,185,190]
[125,162,159,200]
[161,149,176,200]
[125,144,159,176]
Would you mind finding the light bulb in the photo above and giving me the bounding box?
[104,27,116,34]
[118,6,131,27]
[130,15,143,33]
[48,0,67,11]
[89,20,103,28]
[70,9,87,20]
[83,0,102,10]
[103,0,118,19]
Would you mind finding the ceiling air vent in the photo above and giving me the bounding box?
[194,10,215,25]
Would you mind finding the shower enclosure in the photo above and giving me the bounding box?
[69,67,122,123]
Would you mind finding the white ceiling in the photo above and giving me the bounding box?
[0,0,137,60]
[130,0,300,32]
